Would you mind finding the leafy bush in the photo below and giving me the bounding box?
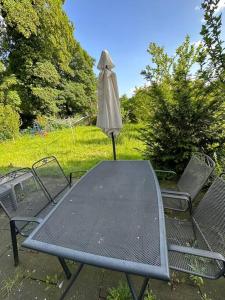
[106,281,156,300]
[140,37,225,173]
[120,95,137,123]
[120,90,153,124]
[0,104,20,141]
[144,290,157,300]
[107,282,131,300]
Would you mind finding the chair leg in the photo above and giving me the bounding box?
[10,220,19,266]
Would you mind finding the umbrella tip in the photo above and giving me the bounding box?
[97,49,115,70]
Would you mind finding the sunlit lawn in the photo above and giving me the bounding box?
[0,124,144,174]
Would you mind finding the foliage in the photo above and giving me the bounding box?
[0,64,21,109]
[144,290,157,300]
[0,104,20,141]
[140,36,225,173]
[120,88,153,124]
[106,281,156,300]
[200,0,225,85]
[107,282,131,300]
[199,0,225,168]
[189,275,204,288]
[59,81,88,116]
[131,87,153,123]
[189,275,212,300]
[0,0,96,126]
[120,94,137,123]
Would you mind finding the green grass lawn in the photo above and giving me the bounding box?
[0,124,144,174]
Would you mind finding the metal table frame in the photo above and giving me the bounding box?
[22,161,170,299]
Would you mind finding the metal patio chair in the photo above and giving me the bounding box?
[0,168,36,206]
[156,152,215,211]
[0,168,71,279]
[166,174,225,279]
[32,156,86,202]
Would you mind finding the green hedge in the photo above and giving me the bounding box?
[0,104,20,141]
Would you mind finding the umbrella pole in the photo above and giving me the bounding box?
[111,132,116,160]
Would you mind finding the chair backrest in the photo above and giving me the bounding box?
[0,168,51,227]
[32,156,70,201]
[193,175,225,257]
[177,153,215,200]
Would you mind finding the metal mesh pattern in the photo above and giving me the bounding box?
[163,195,188,211]
[166,176,225,278]
[0,169,51,232]
[33,161,162,266]
[32,156,70,201]
[177,154,214,199]
[194,177,225,258]
[166,218,223,278]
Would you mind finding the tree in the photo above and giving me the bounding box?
[200,0,225,85]
[120,94,137,123]
[140,36,225,173]
[0,59,21,109]
[0,0,96,125]
[0,104,20,140]
[131,87,154,123]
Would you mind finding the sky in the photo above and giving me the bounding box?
[64,0,225,97]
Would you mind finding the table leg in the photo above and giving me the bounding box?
[125,274,149,300]
[58,257,71,279]
[59,263,84,300]
[10,220,19,266]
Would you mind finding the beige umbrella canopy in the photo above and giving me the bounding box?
[97,50,122,160]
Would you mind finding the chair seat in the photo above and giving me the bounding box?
[166,217,195,246]
[166,217,223,279]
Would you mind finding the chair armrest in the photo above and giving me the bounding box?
[155,170,177,176]
[161,189,191,200]
[168,244,225,278]
[155,169,177,180]
[11,216,43,224]
[11,217,43,237]
[162,193,192,214]
[168,244,225,261]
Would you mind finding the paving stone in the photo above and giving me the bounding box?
[0,216,9,230]
[4,277,60,300]
[202,277,225,300]
[0,229,11,256]
[150,279,200,300]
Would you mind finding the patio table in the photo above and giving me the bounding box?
[22,160,170,300]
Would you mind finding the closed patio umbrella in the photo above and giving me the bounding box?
[97,50,122,160]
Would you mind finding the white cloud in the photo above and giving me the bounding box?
[126,87,136,98]
[200,0,225,23]
[215,0,225,13]
[193,40,202,48]
[201,17,205,23]
[195,6,200,10]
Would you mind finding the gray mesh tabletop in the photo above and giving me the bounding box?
[22,161,169,280]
